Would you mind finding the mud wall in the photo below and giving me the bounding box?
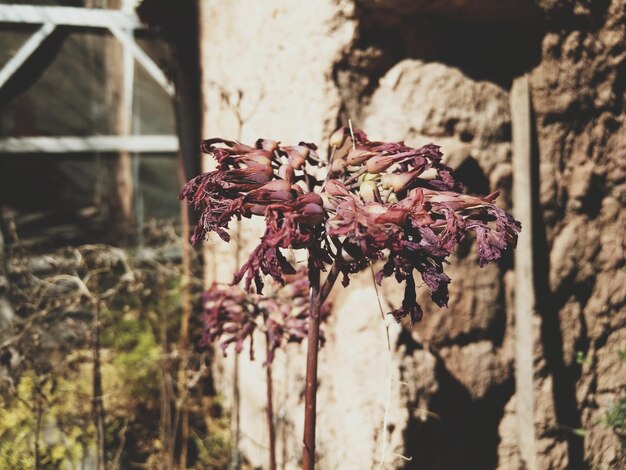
[199,1,626,468]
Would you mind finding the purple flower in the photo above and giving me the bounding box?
[200,269,331,364]
[183,127,521,326]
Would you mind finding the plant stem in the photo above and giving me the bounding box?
[319,257,343,306]
[93,300,106,470]
[266,333,277,470]
[302,261,321,470]
[34,385,42,470]
[231,224,242,470]
[302,255,342,469]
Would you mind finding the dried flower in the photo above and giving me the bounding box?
[182,127,521,324]
[200,269,330,364]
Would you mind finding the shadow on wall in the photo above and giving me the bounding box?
[406,355,514,469]
[334,0,546,123]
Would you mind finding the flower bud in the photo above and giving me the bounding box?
[241,151,272,168]
[298,192,324,206]
[382,172,415,192]
[245,179,294,206]
[329,127,347,148]
[420,189,486,212]
[330,158,346,174]
[299,203,326,226]
[346,149,376,165]
[333,142,351,162]
[260,179,292,192]
[325,179,350,197]
[321,193,339,211]
[278,163,295,184]
[418,167,438,180]
[257,139,279,154]
[245,203,269,216]
[359,181,381,202]
[366,155,396,174]
[285,145,309,169]
[379,206,408,225]
[363,172,378,182]
[224,166,273,187]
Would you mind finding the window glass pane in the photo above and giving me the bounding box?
[138,154,180,219]
[1,29,176,137]
[1,29,113,136]
[133,37,175,135]
[0,153,106,248]
[0,27,39,65]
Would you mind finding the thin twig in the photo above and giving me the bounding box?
[370,264,392,469]
[369,263,411,468]
[319,256,344,305]
[344,166,366,185]
[348,119,356,151]
[110,416,129,470]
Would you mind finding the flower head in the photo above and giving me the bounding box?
[182,127,521,324]
[200,269,331,364]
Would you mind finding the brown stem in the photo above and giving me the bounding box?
[344,166,366,185]
[302,262,320,470]
[111,417,129,470]
[302,256,341,469]
[34,388,42,470]
[266,333,277,470]
[93,300,106,470]
[179,408,190,469]
[319,257,343,306]
[231,224,242,470]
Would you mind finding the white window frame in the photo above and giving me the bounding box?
[0,3,179,153]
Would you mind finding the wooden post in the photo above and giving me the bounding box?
[98,0,135,243]
[177,153,193,468]
[511,74,538,470]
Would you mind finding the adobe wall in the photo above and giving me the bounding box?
[199,1,626,468]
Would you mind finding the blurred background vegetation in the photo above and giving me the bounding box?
[0,226,231,468]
